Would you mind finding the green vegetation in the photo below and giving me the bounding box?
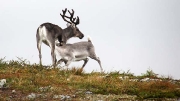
[0,58,180,100]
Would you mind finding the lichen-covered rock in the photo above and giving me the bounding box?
[0,79,6,88]
[53,94,71,100]
[27,93,36,99]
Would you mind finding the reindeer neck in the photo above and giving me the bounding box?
[63,26,74,41]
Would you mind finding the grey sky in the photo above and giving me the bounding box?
[0,0,180,79]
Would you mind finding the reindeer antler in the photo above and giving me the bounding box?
[60,8,71,24]
[60,8,80,26]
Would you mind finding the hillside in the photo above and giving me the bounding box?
[0,58,180,101]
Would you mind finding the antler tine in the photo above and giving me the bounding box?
[68,9,74,17]
[68,9,75,22]
[62,8,67,15]
[60,8,71,24]
[68,9,80,26]
[74,16,80,25]
[72,17,76,22]
[62,8,71,19]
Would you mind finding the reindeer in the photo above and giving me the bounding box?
[55,36,103,72]
[36,8,84,67]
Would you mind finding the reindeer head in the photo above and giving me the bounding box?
[60,8,84,39]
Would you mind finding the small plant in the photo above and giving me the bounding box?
[108,70,121,77]
[141,68,158,78]
[122,69,134,77]
[0,57,7,68]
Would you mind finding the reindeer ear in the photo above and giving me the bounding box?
[71,23,76,28]
[66,23,71,27]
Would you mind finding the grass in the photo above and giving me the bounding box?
[0,58,180,100]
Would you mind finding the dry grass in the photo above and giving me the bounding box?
[0,58,180,100]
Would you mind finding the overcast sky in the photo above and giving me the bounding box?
[0,0,180,79]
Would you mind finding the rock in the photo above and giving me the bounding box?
[129,79,139,82]
[65,95,71,99]
[72,94,76,98]
[12,90,16,94]
[140,78,150,82]
[119,76,124,80]
[53,95,71,100]
[0,79,6,88]
[37,94,47,99]
[124,76,129,79]
[85,91,93,94]
[119,76,129,80]
[27,93,36,99]
[39,86,51,92]
[67,78,70,81]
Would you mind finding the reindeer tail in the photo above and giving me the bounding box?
[87,35,92,43]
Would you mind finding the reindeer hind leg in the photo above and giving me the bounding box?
[90,56,103,73]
